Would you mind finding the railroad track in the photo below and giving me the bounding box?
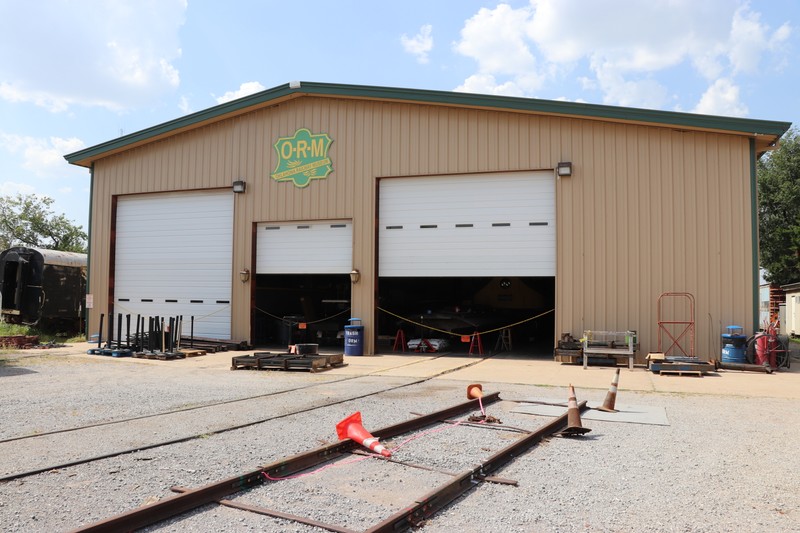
[69,394,587,532]
[2,351,594,532]
[0,352,493,482]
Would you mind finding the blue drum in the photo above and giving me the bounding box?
[721,325,747,364]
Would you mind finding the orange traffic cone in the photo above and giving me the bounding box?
[466,383,490,418]
[558,384,591,437]
[336,412,391,457]
[466,383,483,400]
[597,368,620,413]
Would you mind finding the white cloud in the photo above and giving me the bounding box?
[593,66,670,109]
[178,95,192,114]
[401,24,434,64]
[455,74,526,97]
[0,83,73,113]
[214,82,267,105]
[729,5,791,75]
[693,79,748,117]
[0,133,85,176]
[527,0,733,71]
[0,0,186,112]
[455,4,540,84]
[0,181,36,196]
[453,0,791,114]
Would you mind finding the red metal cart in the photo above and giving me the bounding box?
[657,292,695,357]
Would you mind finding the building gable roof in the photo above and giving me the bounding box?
[65,81,792,168]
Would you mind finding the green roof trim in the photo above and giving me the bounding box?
[65,81,792,167]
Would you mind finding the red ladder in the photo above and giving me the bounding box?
[469,331,484,355]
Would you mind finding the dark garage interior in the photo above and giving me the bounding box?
[252,274,555,354]
[376,276,555,355]
[252,274,351,347]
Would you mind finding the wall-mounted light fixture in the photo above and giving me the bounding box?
[239,268,250,282]
[349,269,361,284]
[556,162,573,177]
[233,179,247,193]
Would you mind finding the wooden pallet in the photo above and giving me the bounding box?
[650,361,713,376]
[133,351,184,360]
[659,369,703,376]
[155,352,183,360]
[554,349,582,364]
[178,349,206,357]
[231,352,346,372]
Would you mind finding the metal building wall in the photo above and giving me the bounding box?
[88,95,754,358]
[556,124,753,361]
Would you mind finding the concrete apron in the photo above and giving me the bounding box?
[50,343,800,400]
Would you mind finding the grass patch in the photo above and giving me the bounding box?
[0,321,85,344]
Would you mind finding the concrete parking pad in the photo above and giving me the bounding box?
[32,343,800,400]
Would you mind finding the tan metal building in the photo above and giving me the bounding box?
[65,82,790,360]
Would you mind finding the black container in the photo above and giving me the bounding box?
[294,343,319,355]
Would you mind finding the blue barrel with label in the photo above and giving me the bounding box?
[721,325,747,363]
[344,318,364,356]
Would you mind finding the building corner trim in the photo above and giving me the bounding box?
[750,138,760,332]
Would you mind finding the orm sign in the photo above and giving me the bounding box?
[271,128,333,188]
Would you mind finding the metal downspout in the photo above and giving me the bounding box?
[85,163,94,338]
[749,138,759,333]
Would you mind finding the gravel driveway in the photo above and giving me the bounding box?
[1,349,798,533]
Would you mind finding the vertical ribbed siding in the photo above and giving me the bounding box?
[555,126,753,361]
[88,96,755,357]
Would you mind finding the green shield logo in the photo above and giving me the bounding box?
[271,128,333,188]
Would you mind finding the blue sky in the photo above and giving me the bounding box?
[1,0,797,231]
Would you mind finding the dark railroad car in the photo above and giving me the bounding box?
[0,246,87,331]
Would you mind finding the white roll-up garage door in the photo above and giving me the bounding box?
[114,191,233,339]
[256,221,353,274]
[379,172,555,277]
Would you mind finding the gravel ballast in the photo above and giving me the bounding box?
[0,350,798,533]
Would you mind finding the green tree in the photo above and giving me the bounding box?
[758,128,800,286]
[0,193,87,253]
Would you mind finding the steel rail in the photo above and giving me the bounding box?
[2,351,497,482]
[1,348,461,445]
[366,400,588,532]
[69,392,501,533]
[0,375,361,445]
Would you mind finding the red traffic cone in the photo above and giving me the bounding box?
[467,383,483,400]
[336,412,391,457]
[597,368,620,413]
[558,384,591,437]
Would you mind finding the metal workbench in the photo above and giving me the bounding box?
[582,330,637,370]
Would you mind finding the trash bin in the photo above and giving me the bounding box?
[721,325,747,364]
[344,318,364,356]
